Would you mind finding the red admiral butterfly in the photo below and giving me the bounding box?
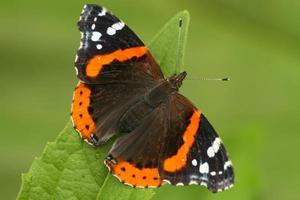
[71,4,234,192]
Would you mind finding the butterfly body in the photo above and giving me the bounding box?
[71,4,234,192]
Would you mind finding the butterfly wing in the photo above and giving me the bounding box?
[71,81,154,145]
[104,93,234,191]
[159,94,234,192]
[71,4,164,145]
[71,4,234,192]
[105,104,169,188]
[75,4,163,83]
[103,81,195,188]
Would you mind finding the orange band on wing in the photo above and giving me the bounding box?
[106,160,162,188]
[86,46,147,77]
[163,110,201,172]
[71,82,95,140]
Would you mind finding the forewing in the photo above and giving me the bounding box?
[75,4,163,83]
[71,4,164,145]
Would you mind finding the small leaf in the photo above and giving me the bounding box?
[149,10,190,77]
[17,10,190,200]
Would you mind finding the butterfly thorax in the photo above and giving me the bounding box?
[145,71,187,105]
[119,71,188,133]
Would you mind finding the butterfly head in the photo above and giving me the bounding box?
[169,71,187,90]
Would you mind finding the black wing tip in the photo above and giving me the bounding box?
[82,4,103,11]
[78,4,107,23]
[208,168,235,193]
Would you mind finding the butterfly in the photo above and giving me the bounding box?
[71,4,234,192]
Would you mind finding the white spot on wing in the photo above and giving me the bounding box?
[98,8,107,16]
[112,22,125,30]
[124,182,133,187]
[189,181,198,185]
[107,27,116,35]
[74,67,78,75]
[212,137,222,153]
[79,5,87,20]
[207,147,215,158]
[224,160,232,170]
[106,22,125,35]
[113,174,122,182]
[192,159,198,166]
[176,182,184,186]
[91,24,96,30]
[207,137,222,158]
[103,160,111,172]
[148,186,158,188]
[91,31,102,41]
[199,162,209,174]
[96,44,102,50]
[210,171,216,176]
[200,182,207,187]
[83,138,93,145]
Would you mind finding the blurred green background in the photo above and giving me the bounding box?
[1,0,299,199]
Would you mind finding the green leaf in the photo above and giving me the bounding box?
[149,10,190,77]
[17,10,190,200]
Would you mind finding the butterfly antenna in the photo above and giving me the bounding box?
[202,77,230,81]
[175,17,184,73]
[186,77,230,81]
